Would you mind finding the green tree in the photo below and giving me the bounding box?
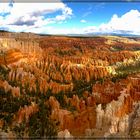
[28,100,58,138]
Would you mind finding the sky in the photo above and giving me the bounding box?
[0,1,140,35]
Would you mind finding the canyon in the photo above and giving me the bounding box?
[0,31,140,138]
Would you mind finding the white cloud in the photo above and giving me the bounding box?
[80,19,87,23]
[43,9,140,35]
[100,9,140,35]
[97,10,140,34]
[0,5,140,36]
[0,2,72,32]
[0,3,12,14]
[26,26,84,35]
[80,9,140,35]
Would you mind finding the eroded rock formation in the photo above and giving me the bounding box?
[0,31,140,138]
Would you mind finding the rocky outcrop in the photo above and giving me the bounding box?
[92,80,123,104]
[49,95,96,136]
[1,32,140,138]
[0,38,41,54]
[49,81,73,94]
[58,129,73,138]
[93,87,135,137]
[129,102,140,137]
[0,31,40,39]
[0,80,21,97]
[13,102,38,124]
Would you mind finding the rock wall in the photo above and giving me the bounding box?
[0,32,40,39]
[0,38,41,54]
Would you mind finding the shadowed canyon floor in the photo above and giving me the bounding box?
[0,31,140,138]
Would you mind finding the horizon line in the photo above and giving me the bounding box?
[0,30,140,38]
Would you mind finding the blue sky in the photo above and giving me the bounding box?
[58,2,140,28]
[0,1,140,35]
[72,3,139,23]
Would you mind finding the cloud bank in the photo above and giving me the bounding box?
[95,9,140,35]
[0,2,140,35]
[0,2,72,32]
[36,9,140,35]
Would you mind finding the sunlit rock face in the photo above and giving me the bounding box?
[0,31,140,138]
[91,74,140,137]
[130,103,140,137]
[0,33,42,65]
[49,76,140,136]
[92,80,123,104]
[0,38,40,53]
[58,129,73,138]
[94,89,131,135]
[13,102,38,124]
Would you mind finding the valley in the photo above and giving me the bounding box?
[0,31,140,138]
